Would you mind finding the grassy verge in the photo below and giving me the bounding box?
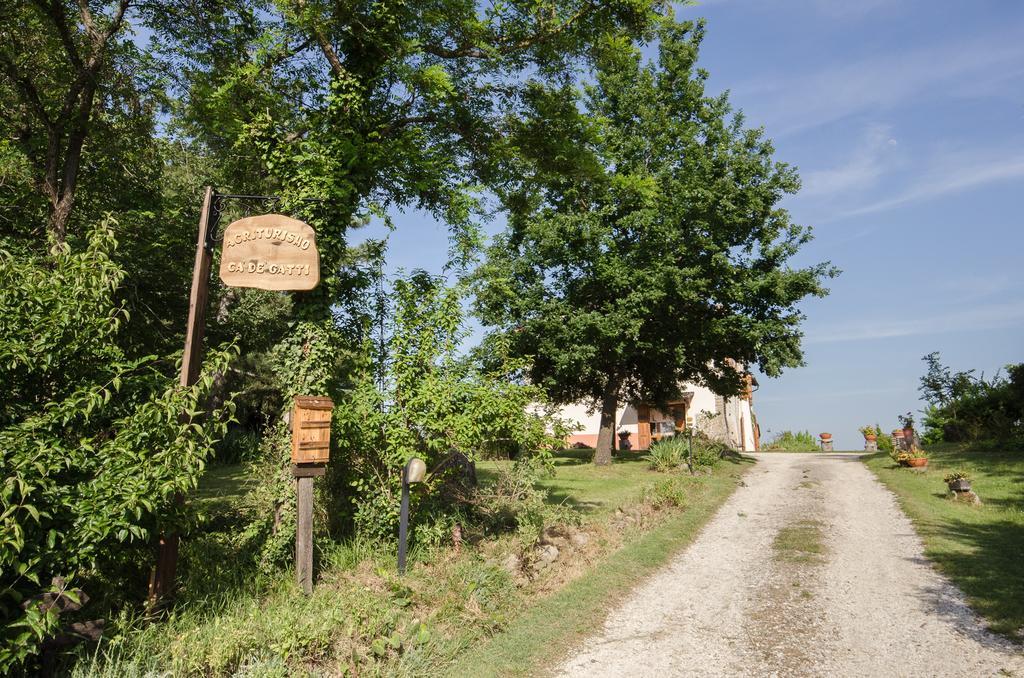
[71,451,751,675]
[449,458,749,677]
[863,443,1024,641]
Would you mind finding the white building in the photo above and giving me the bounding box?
[558,375,759,452]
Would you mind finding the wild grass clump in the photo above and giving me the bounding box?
[691,433,729,467]
[648,433,731,472]
[644,476,688,508]
[648,438,687,471]
[764,430,818,451]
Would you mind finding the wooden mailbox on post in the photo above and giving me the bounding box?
[291,395,333,595]
[291,396,334,465]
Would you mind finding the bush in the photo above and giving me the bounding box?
[691,433,729,467]
[468,459,568,542]
[645,476,687,508]
[763,430,818,451]
[919,352,1024,446]
[647,438,686,471]
[213,428,262,465]
[0,222,235,672]
[648,433,728,472]
[876,424,894,454]
[324,273,568,542]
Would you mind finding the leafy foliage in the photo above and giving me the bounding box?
[328,272,568,540]
[919,352,1024,446]
[0,221,235,671]
[648,432,727,472]
[763,430,818,452]
[474,20,836,464]
[647,438,687,472]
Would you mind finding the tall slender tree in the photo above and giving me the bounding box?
[0,0,136,243]
[474,19,837,464]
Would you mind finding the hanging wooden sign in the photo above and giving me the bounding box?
[219,214,320,291]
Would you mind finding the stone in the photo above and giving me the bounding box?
[538,544,560,564]
[951,490,982,505]
[570,532,590,548]
[502,553,522,574]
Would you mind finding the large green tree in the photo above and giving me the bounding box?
[144,0,665,545]
[0,0,144,243]
[474,20,836,465]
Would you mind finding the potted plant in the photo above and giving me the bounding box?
[895,451,912,467]
[944,470,972,492]
[859,425,878,442]
[905,446,928,468]
[898,412,915,441]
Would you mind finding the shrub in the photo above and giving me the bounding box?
[648,438,686,471]
[326,274,568,542]
[0,221,235,672]
[876,424,894,454]
[919,352,1024,446]
[690,432,729,467]
[763,430,818,451]
[645,476,688,508]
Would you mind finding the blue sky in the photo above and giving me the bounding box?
[357,0,1024,449]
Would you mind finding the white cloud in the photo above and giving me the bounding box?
[826,150,1024,221]
[732,32,1024,136]
[696,0,898,18]
[806,300,1024,344]
[937,273,1023,303]
[800,125,898,198]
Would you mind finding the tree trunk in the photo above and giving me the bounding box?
[593,376,619,466]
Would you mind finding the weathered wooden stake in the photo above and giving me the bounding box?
[295,474,314,594]
[292,463,326,595]
[148,186,216,604]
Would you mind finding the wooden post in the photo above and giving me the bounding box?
[295,474,314,594]
[148,187,216,604]
[291,463,325,594]
[290,396,332,594]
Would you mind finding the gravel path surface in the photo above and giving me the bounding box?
[555,452,1024,677]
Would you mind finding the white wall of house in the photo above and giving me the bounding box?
[557,381,759,452]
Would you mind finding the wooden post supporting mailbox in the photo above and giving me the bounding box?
[291,396,333,594]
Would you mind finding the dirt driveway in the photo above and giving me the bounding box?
[555,452,1023,677]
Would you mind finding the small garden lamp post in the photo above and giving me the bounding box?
[398,457,426,575]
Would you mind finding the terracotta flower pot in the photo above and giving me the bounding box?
[907,457,928,468]
[892,430,904,439]
[820,433,832,441]
[865,434,877,442]
[903,427,914,440]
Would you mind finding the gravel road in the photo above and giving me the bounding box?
[555,452,1024,677]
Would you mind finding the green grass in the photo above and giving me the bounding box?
[863,443,1024,641]
[478,449,665,517]
[772,520,825,563]
[72,449,752,676]
[194,463,255,512]
[449,455,752,677]
[762,430,820,452]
